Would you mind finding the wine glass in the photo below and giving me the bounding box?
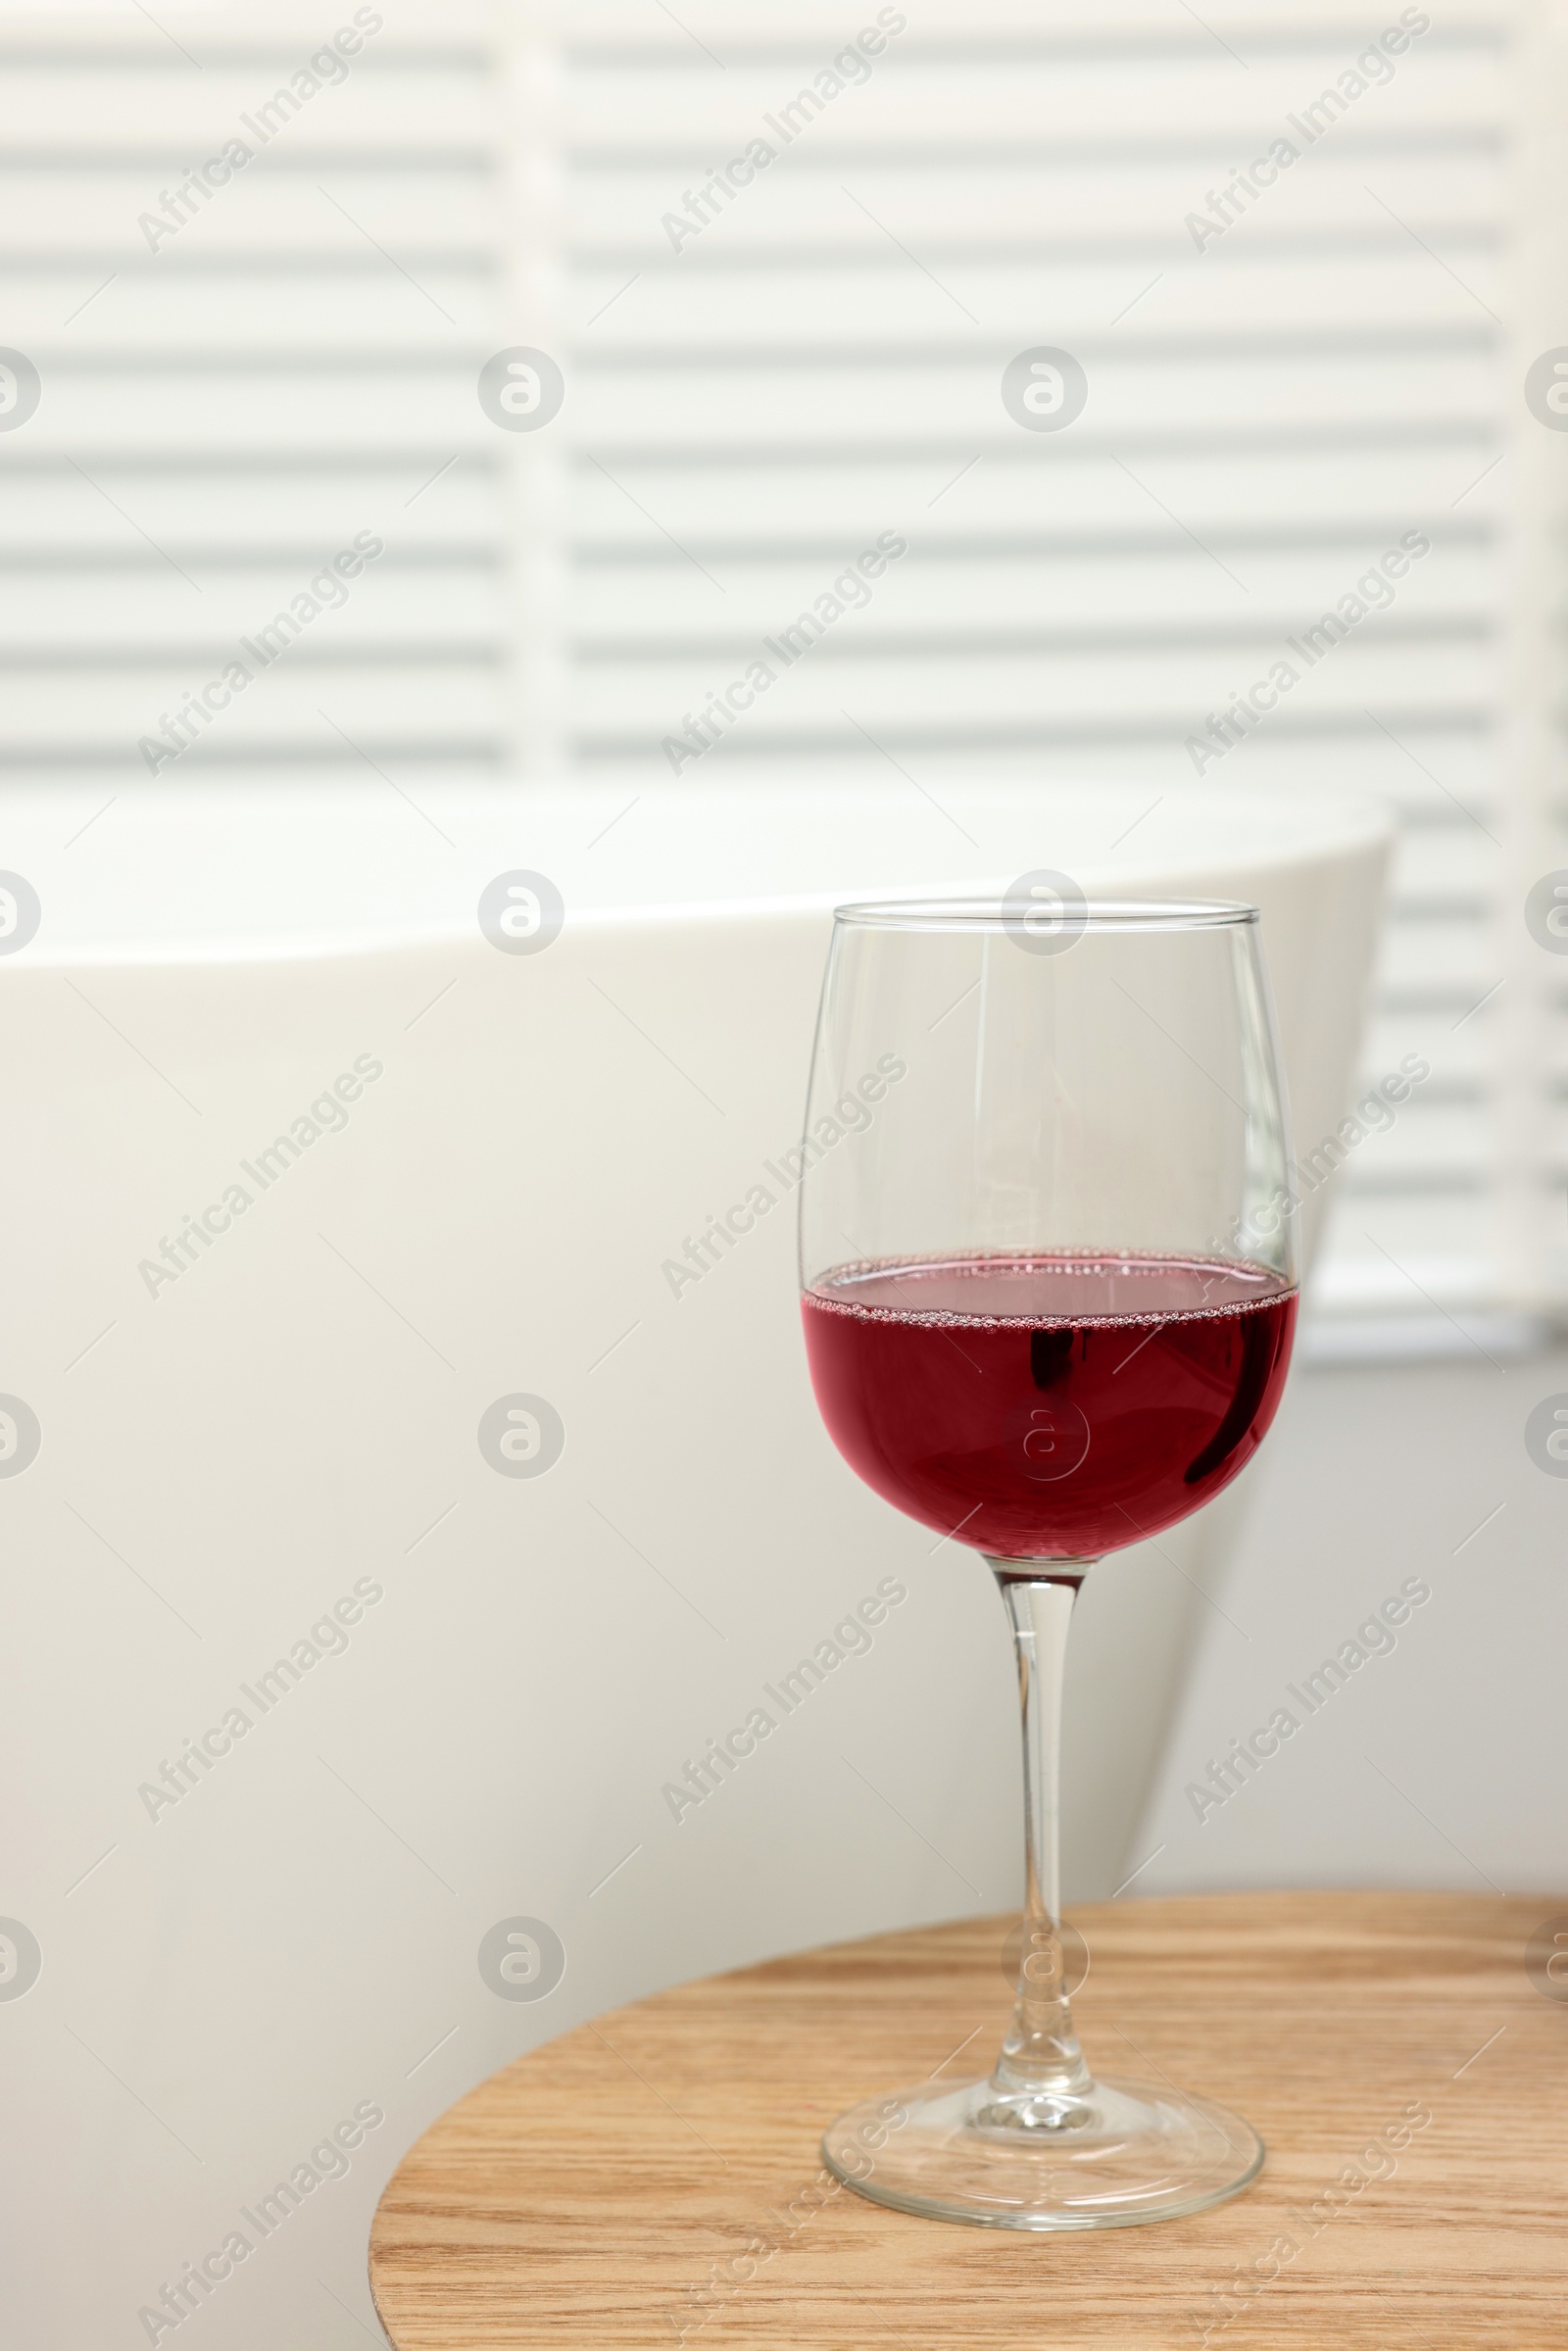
[798,893,1298,2229]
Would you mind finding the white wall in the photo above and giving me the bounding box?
[1132,1342,1568,1897]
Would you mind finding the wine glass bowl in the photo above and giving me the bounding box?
[797,897,1298,2229]
[801,1249,1297,1562]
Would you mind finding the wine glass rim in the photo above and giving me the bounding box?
[832,895,1259,932]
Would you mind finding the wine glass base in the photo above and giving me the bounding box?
[822,2074,1262,2230]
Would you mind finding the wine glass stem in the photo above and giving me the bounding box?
[987,1567,1096,2104]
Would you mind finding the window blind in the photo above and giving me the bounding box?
[2,0,1539,1333]
[0,5,506,779]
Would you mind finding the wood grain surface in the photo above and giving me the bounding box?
[369,1892,1568,2349]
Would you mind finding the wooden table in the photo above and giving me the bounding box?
[370,1892,1568,2348]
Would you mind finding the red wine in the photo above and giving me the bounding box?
[801,1253,1297,1562]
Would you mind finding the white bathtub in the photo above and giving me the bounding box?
[0,778,1387,2347]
